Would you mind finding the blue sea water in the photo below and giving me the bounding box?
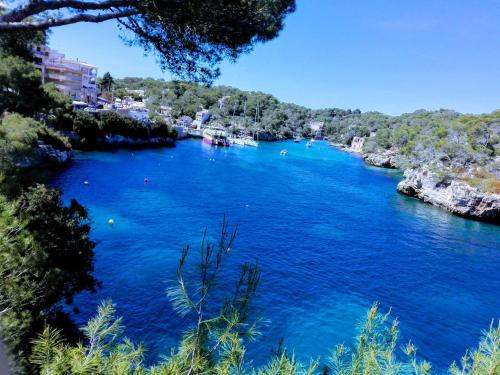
[51,140,500,372]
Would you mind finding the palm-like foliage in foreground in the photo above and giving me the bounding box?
[31,220,499,374]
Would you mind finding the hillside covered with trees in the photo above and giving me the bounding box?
[114,78,499,195]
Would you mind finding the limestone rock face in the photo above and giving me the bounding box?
[397,167,500,223]
[35,141,73,165]
[363,150,398,169]
[349,137,365,153]
[100,135,176,147]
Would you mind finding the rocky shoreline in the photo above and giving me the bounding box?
[397,168,499,222]
[331,138,500,224]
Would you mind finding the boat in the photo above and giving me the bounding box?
[280,149,288,155]
[294,137,302,143]
[244,137,259,147]
[306,141,312,148]
[203,128,230,147]
[228,137,246,146]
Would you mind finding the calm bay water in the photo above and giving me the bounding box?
[51,140,500,372]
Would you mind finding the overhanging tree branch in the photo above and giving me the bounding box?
[0,0,137,23]
[0,0,296,82]
[0,8,139,30]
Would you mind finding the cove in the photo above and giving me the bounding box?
[51,140,500,372]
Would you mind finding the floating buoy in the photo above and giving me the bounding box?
[108,219,114,225]
[83,180,89,185]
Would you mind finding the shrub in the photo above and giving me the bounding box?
[73,111,101,144]
[0,113,39,171]
[0,185,97,372]
[150,119,177,138]
[99,111,149,139]
[36,124,71,150]
[376,127,392,149]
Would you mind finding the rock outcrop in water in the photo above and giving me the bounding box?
[397,167,500,223]
[62,131,176,149]
[101,135,176,147]
[36,141,73,165]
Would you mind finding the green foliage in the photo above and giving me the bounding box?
[73,111,101,145]
[99,111,149,139]
[0,113,70,194]
[376,128,391,149]
[30,301,144,374]
[329,303,431,375]
[150,118,177,139]
[119,0,296,83]
[0,55,47,116]
[113,78,347,140]
[0,28,45,60]
[0,184,97,372]
[99,72,115,93]
[449,321,499,375]
[40,84,75,131]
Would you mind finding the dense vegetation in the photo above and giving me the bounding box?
[112,77,361,140]
[325,110,500,194]
[73,111,176,148]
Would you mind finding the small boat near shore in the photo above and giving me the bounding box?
[244,137,259,147]
[229,137,246,146]
[203,128,230,147]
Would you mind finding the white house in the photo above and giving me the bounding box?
[309,121,325,138]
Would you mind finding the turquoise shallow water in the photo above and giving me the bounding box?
[52,140,500,372]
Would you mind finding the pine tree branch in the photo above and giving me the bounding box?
[0,8,139,30]
[0,0,137,22]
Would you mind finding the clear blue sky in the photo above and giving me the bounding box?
[48,0,500,115]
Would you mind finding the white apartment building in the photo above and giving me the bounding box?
[33,46,98,104]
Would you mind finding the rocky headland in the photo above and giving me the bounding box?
[397,167,499,222]
[331,137,500,224]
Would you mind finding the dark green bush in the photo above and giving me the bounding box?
[99,111,149,139]
[73,111,101,144]
[150,119,177,138]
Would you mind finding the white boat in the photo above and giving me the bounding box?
[306,141,312,148]
[203,128,230,147]
[230,137,246,146]
[244,137,259,147]
[280,149,288,155]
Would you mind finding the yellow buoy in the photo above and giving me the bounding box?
[108,219,114,225]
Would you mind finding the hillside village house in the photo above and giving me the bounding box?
[309,121,325,139]
[33,46,98,104]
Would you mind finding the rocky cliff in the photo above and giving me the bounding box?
[36,141,73,165]
[363,150,398,169]
[397,167,499,223]
[330,141,499,224]
[349,137,365,153]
